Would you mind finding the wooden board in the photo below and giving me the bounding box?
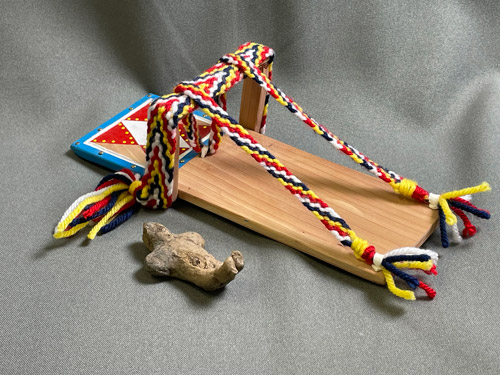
[179,131,438,285]
[72,94,438,284]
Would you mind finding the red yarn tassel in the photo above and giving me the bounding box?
[450,206,477,238]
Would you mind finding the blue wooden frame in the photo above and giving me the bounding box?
[71,93,209,175]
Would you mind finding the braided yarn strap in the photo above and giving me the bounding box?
[137,42,437,300]
[219,49,491,248]
[54,42,492,300]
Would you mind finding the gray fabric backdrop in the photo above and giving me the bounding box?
[1,1,499,374]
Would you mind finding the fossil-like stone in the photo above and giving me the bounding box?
[142,222,244,291]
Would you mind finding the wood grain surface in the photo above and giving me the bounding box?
[178,131,438,284]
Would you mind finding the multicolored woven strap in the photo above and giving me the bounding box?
[54,42,491,300]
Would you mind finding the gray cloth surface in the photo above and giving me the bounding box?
[1,1,499,374]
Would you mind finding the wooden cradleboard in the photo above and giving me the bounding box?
[72,89,438,285]
[61,43,493,300]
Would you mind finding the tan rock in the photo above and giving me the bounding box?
[142,222,244,291]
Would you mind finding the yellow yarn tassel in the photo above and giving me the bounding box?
[53,222,90,239]
[53,183,129,237]
[392,260,434,272]
[439,182,491,226]
[56,183,128,233]
[87,191,135,240]
[382,269,416,301]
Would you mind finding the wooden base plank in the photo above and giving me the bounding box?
[178,131,438,285]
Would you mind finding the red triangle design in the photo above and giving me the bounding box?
[93,122,139,145]
[126,104,150,122]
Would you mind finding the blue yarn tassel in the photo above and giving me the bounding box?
[382,254,432,290]
[438,206,449,248]
[99,205,139,235]
[448,199,491,219]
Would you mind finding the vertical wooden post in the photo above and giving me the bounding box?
[239,64,270,132]
[173,61,270,202]
[172,129,180,203]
